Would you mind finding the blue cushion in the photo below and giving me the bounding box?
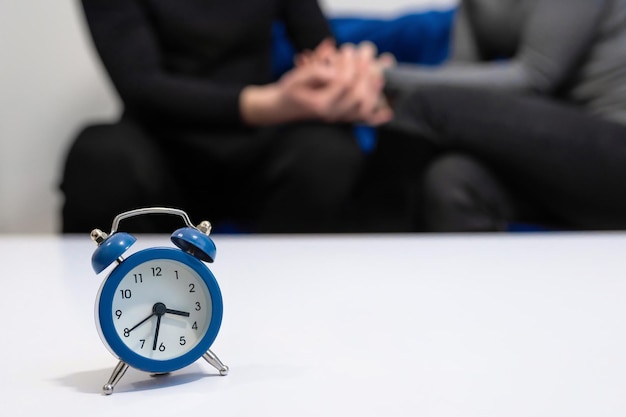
[271,9,456,79]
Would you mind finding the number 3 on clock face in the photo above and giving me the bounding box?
[96,248,223,374]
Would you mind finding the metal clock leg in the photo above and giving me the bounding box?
[102,360,130,395]
[202,349,229,375]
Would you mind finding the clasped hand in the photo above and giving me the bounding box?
[285,39,394,126]
[240,39,395,126]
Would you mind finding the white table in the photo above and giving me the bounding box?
[2,232,626,416]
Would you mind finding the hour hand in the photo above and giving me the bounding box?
[165,308,190,317]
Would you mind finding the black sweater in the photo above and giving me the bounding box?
[81,0,332,127]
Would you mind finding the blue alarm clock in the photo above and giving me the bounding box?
[90,207,228,395]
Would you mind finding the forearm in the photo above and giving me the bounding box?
[384,61,532,97]
[239,85,292,126]
[116,73,245,126]
[239,62,335,126]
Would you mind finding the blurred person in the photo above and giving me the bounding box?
[380,0,626,231]
[60,0,392,234]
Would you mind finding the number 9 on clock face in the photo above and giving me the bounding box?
[95,248,223,374]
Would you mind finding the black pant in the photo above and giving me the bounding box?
[387,85,626,231]
[60,116,365,234]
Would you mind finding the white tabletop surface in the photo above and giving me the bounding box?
[2,232,626,416]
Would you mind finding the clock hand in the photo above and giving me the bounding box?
[152,314,162,351]
[148,303,189,351]
[126,312,155,334]
[164,308,190,317]
[152,302,166,351]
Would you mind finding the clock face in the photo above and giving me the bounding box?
[111,259,212,360]
[96,248,223,373]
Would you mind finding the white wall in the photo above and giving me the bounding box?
[321,0,457,15]
[0,0,120,234]
[0,0,457,234]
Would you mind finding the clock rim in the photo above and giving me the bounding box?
[95,247,223,373]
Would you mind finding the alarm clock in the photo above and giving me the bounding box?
[90,207,228,395]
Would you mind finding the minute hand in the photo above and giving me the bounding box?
[127,312,155,333]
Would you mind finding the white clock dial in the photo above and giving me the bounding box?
[110,259,213,360]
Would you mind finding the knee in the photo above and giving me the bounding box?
[60,121,176,233]
[421,154,512,232]
[61,121,165,203]
[64,120,154,168]
[62,120,165,187]
[423,154,476,202]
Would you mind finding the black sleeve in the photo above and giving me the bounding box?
[385,0,605,96]
[81,0,245,126]
[515,0,606,93]
[280,0,334,52]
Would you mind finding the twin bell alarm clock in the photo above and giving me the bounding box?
[89,207,228,395]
